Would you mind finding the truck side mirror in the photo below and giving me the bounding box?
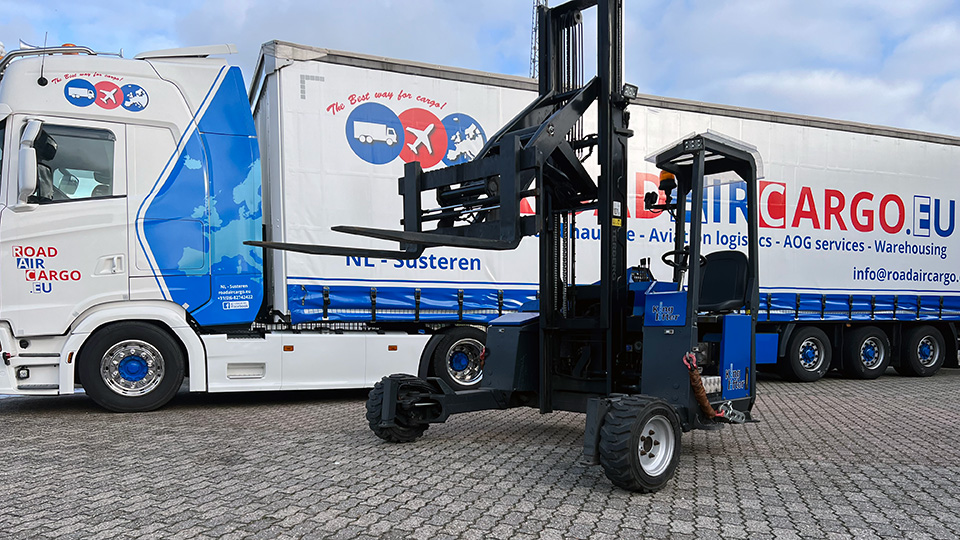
[17,119,43,207]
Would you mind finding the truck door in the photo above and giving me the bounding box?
[0,116,128,337]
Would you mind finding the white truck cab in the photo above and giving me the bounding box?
[0,44,433,411]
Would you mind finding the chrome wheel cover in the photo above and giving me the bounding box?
[798,337,825,372]
[445,337,483,386]
[916,336,940,368]
[859,337,885,369]
[100,340,165,397]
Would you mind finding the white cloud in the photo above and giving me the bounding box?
[705,69,923,126]
[623,0,960,134]
[3,0,960,137]
[924,78,960,134]
[170,0,532,82]
[883,21,960,80]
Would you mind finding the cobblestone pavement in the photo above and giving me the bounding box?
[1,369,960,539]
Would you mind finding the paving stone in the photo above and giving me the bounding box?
[0,371,959,538]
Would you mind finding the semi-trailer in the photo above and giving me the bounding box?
[253,41,960,386]
[0,40,954,412]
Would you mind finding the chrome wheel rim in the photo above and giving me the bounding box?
[917,336,940,368]
[445,337,483,386]
[798,337,824,372]
[859,337,884,369]
[100,340,165,396]
[638,415,674,477]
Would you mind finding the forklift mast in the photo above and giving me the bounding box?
[252,0,634,411]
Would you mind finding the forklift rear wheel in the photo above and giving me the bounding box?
[365,374,432,443]
[895,325,945,377]
[780,326,831,382]
[842,326,890,379]
[599,396,681,493]
[432,327,485,390]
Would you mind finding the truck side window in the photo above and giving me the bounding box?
[29,124,116,204]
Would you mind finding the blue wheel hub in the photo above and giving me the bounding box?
[802,347,815,361]
[919,343,932,360]
[450,352,470,372]
[118,356,149,382]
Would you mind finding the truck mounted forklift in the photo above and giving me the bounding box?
[252,0,765,492]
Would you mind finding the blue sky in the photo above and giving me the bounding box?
[4,0,960,135]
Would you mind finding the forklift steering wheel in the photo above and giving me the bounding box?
[661,247,706,270]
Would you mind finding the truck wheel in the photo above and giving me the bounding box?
[780,326,831,382]
[842,326,891,379]
[896,326,945,377]
[78,322,184,412]
[599,396,681,493]
[432,327,485,390]
[365,374,432,443]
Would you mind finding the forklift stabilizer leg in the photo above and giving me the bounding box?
[379,375,400,428]
[582,397,614,465]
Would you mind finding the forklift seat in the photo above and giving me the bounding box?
[699,250,748,313]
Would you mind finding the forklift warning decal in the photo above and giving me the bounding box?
[61,77,149,112]
[13,245,80,294]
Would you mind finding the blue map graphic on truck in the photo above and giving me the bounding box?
[121,84,149,111]
[138,66,263,326]
[442,113,486,166]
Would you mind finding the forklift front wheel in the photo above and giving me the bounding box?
[599,396,681,493]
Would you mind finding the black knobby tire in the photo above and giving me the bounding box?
[842,326,891,379]
[780,326,832,382]
[896,325,945,377]
[78,322,185,412]
[365,374,433,443]
[599,396,681,493]
[432,327,485,390]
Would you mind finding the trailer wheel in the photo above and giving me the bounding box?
[432,327,485,390]
[896,326,945,377]
[365,374,432,443]
[78,322,184,412]
[599,396,681,493]
[780,326,831,382]
[842,326,891,379]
